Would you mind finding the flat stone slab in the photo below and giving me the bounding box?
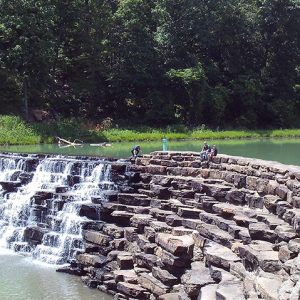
[216,280,246,300]
[204,242,241,269]
[82,230,110,246]
[155,233,194,256]
[197,223,234,247]
[77,253,106,267]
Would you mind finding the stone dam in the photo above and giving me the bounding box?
[1,152,300,299]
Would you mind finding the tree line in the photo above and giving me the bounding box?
[0,0,299,128]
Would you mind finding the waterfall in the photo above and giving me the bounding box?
[0,154,116,264]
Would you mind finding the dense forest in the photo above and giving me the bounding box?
[0,0,299,129]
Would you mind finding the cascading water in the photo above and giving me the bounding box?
[0,153,117,264]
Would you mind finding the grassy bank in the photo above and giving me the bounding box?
[1,115,300,145]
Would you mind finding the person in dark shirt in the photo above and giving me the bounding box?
[131,145,141,158]
[202,141,211,152]
[200,141,211,161]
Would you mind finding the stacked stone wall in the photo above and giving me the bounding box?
[71,151,300,300]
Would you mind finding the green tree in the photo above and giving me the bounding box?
[259,0,300,127]
[0,0,56,119]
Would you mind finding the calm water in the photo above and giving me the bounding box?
[0,138,299,299]
[0,250,111,300]
[0,138,299,165]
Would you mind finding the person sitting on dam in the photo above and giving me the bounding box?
[131,145,141,158]
[200,141,211,161]
[208,144,218,161]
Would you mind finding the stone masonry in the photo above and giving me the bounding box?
[64,151,300,300]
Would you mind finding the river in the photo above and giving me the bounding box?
[0,249,112,300]
[0,138,299,165]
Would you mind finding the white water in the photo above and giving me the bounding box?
[0,154,116,264]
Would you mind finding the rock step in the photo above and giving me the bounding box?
[117,193,151,206]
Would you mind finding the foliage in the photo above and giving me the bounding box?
[0,0,299,128]
[2,114,300,145]
[0,115,40,144]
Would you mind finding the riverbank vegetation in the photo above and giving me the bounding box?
[0,1,299,129]
[2,116,300,145]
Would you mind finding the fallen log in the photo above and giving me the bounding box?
[56,137,83,146]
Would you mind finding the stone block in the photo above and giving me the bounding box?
[131,214,154,231]
[124,227,138,242]
[279,245,295,263]
[204,242,241,270]
[263,195,281,213]
[113,270,138,284]
[117,193,151,206]
[198,284,218,300]
[117,254,134,270]
[152,267,178,286]
[181,267,215,297]
[255,276,282,300]
[156,247,191,269]
[138,273,170,296]
[237,241,282,272]
[197,223,234,248]
[82,230,111,246]
[155,233,194,256]
[165,215,183,227]
[288,238,300,253]
[248,223,277,243]
[23,226,48,244]
[216,280,246,300]
[158,293,181,300]
[151,208,175,221]
[77,253,107,267]
[246,194,264,209]
[276,185,289,200]
[134,253,158,269]
[117,282,147,299]
[225,189,246,204]
[177,207,202,219]
[151,185,171,199]
[149,221,172,233]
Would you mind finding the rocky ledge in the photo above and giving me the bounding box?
[65,151,300,300]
